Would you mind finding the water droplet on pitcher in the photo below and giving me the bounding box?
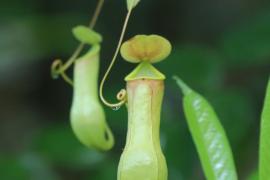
[112,106,121,111]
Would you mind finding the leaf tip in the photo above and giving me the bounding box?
[172,76,192,95]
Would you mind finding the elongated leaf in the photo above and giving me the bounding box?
[174,76,237,180]
[259,77,270,180]
[72,25,102,45]
[127,0,140,11]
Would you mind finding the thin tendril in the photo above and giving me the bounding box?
[61,72,73,85]
[89,0,104,28]
[99,9,133,108]
[51,0,105,85]
[51,59,74,85]
[60,0,104,72]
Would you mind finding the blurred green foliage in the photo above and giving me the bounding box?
[0,0,269,179]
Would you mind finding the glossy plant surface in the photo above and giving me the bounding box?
[70,45,114,151]
[1,0,270,179]
[117,34,170,180]
[259,78,270,180]
[118,79,167,180]
[174,76,237,180]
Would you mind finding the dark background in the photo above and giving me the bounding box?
[0,0,270,179]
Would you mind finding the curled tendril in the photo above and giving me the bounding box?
[117,89,127,102]
[51,59,73,86]
[99,8,133,109]
[51,59,62,79]
[50,0,104,86]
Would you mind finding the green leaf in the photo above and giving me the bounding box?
[259,77,270,180]
[173,76,238,180]
[72,25,102,45]
[207,89,255,147]
[127,0,140,11]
